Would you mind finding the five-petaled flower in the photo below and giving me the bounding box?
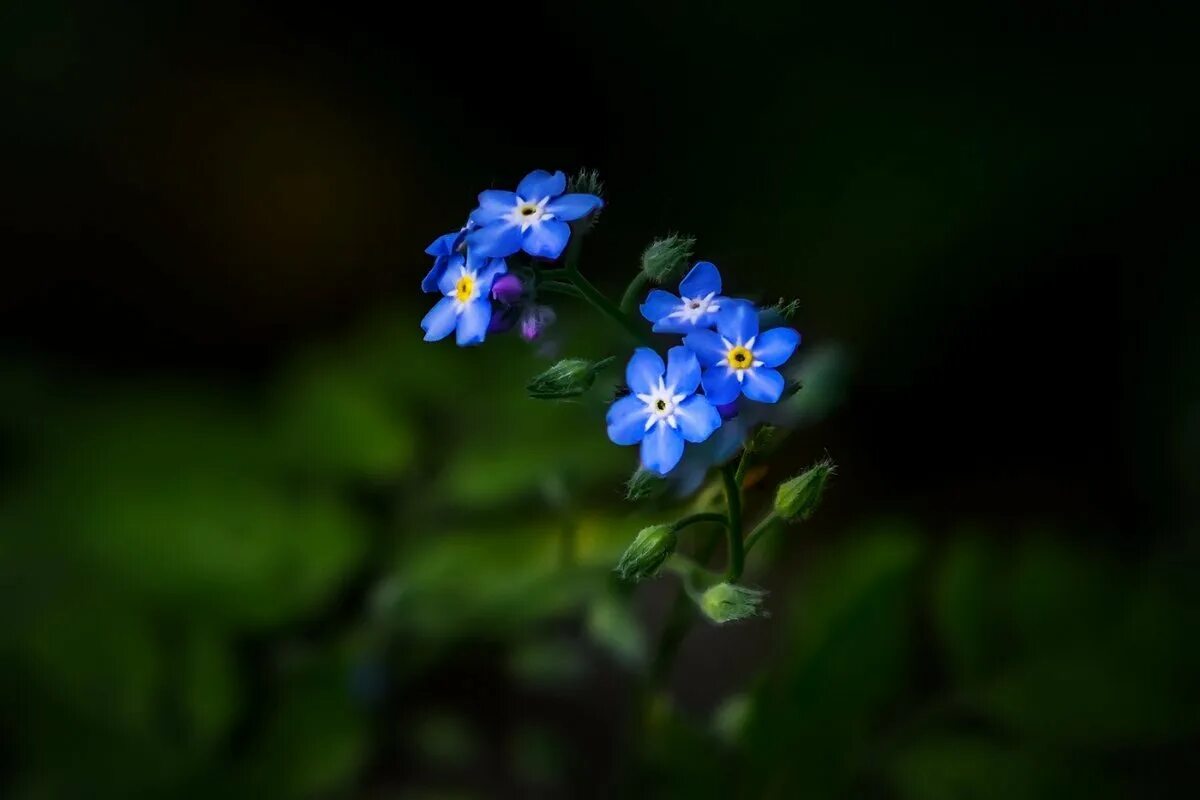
[420,249,507,346]
[421,221,472,293]
[606,347,722,475]
[467,170,603,261]
[684,303,800,405]
[640,261,729,333]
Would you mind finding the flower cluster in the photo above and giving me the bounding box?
[606,262,801,475]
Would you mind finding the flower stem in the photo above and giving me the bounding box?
[743,511,781,556]
[671,512,728,533]
[720,462,744,582]
[619,272,650,315]
[561,237,652,344]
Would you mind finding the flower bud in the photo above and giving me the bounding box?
[773,458,834,522]
[699,582,766,624]
[640,233,695,283]
[526,356,614,400]
[491,274,524,304]
[614,524,676,582]
[518,304,556,342]
[487,304,519,334]
[625,466,668,501]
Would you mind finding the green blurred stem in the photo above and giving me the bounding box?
[539,281,585,299]
[734,445,753,487]
[619,273,651,315]
[721,462,744,582]
[671,512,728,533]
[561,238,652,344]
[743,511,781,555]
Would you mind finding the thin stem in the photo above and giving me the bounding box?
[649,525,723,688]
[671,512,728,532]
[539,281,585,299]
[619,272,650,315]
[720,462,744,582]
[743,511,781,555]
[560,236,652,344]
[734,446,753,488]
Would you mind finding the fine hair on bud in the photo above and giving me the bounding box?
[615,524,677,582]
[568,168,604,198]
[640,233,696,283]
[625,467,668,502]
[526,356,615,400]
[774,457,835,522]
[699,582,767,624]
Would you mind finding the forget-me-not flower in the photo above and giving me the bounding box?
[467,170,603,260]
[639,261,729,333]
[606,346,722,475]
[420,249,507,346]
[684,302,800,405]
[421,221,473,293]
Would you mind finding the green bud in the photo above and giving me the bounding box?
[782,379,803,400]
[615,524,677,582]
[766,297,801,320]
[625,467,668,502]
[744,424,778,454]
[640,233,696,283]
[526,356,614,400]
[699,582,767,624]
[568,168,604,198]
[774,458,834,522]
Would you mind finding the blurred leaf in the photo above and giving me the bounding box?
[409,712,480,768]
[586,590,647,669]
[932,533,1003,682]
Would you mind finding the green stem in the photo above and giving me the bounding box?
[720,462,744,582]
[560,238,652,344]
[743,511,780,555]
[671,512,728,532]
[619,273,650,315]
[539,281,585,299]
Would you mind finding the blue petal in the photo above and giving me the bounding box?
[717,300,759,344]
[701,366,741,405]
[674,395,721,443]
[455,298,492,346]
[521,219,571,259]
[546,193,603,221]
[470,190,518,226]
[626,348,665,395]
[421,297,458,342]
[424,231,459,257]
[741,367,785,403]
[665,346,701,395]
[641,421,685,475]
[754,327,801,367]
[679,261,722,298]
[640,289,681,323]
[683,330,727,366]
[436,253,467,295]
[517,169,566,200]
[421,256,448,293]
[606,395,649,445]
[476,258,507,291]
[467,223,523,258]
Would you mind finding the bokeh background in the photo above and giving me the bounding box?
[2,2,1198,798]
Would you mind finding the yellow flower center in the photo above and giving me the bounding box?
[455,274,475,303]
[726,345,753,370]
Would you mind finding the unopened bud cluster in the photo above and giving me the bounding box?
[615,524,677,582]
[774,459,834,522]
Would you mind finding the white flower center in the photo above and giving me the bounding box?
[636,375,688,431]
[505,195,556,232]
[722,335,765,383]
[668,291,720,324]
[446,264,481,313]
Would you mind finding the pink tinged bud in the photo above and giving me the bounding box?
[519,305,557,342]
[717,401,740,420]
[491,274,524,304]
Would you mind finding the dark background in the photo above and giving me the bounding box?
[1,2,1197,798]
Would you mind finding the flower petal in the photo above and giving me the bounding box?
[665,346,701,395]
[436,253,467,295]
[641,421,685,475]
[741,367,785,403]
[673,395,721,443]
[626,348,665,395]
[467,222,523,258]
[640,289,681,323]
[521,220,571,259]
[717,300,759,344]
[516,169,566,200]
[754,327,801,368]
[476,258,508,291]
[455,298,492,346]
[683,330,727,366]
[420,297,458,342]
[606,395,649,445]
[701,366,741,405]
[424,231,459,257]
[470,190,518,226]
[679,261,722,298]
[546,193,603,221]
[421,256,448,293]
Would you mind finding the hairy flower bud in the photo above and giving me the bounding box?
[518,304,556,342]
[640,233,695,283]
[526,356,614,400]
[491,274,525,304]
[615,524,676,582]
[699,582,767,624]
[774,458,834,522]
[625,467,668,501]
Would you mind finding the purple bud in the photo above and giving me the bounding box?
[519,305,557,342]
[717,401,740,420]
[491,274,524,305]
[488,304,519,334]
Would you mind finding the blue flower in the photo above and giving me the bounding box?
[684,302,800,405]
[467,170,603,260]
[420,249,507,346]
[606,347,722,475]
[640,261,729,333]
[421,221,472,293]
